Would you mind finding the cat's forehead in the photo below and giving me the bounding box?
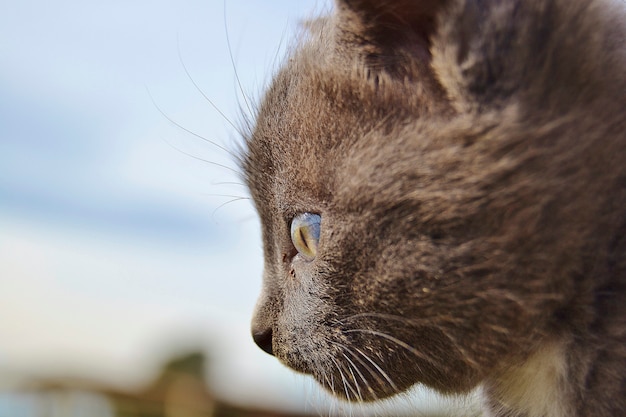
[243,16,452,213]
[243,86,339,210]
[244,51,370,205]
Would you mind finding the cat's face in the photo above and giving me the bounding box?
[243,0,625,403]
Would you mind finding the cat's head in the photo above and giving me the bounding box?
[243,0,624,401]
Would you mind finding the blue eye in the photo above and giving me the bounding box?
[290,213,321,261]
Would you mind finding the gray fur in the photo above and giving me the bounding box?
[243,0,626,415]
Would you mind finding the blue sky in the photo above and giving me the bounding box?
[0,1,454,415]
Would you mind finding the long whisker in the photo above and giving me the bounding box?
[353,346,399,392]
[200,193,250,200]
[331,357,351,402]
[270,23,289,72]
[160,136,239,174]
[321,370,336,398]
[345,328,437,367]
[176,36,246,139]
[211,197,250,218]
[328,340,385,398]
[149,89,238,160]
[341,352,370,402]
[341,312,420,325]
[210,180,247,187]
[223,0,254,118]
[330,356,358,402]
[344,358,364,402]
[344,312,482,371]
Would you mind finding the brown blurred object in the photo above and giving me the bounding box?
[13,351,333,417]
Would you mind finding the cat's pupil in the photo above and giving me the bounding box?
[290,213,321,261]
[298,228,308,250]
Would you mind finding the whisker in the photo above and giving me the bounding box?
[344,359,363,402]
[330,357,350,402]
[200,193,250,200]
[341,312,419,325]
[160,136,239,175]
[353,347,399,392]
[329,340,384,398]
[345,328,438,367]
[341,352,370,402]
[321,370,336,398]
[149,89,239,160]
[343,312,482,371]
[176,36,246,139]
[210,180,247,187]
[269,21,290,72]
[223,0,254,118]
[330,356,358,402]
[211,197,249,218]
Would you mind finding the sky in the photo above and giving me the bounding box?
[0,1,460,415]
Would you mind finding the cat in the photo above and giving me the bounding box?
[241,0,626,416]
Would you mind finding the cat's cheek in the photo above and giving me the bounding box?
[287,255,325,290]
[273,263,337,368]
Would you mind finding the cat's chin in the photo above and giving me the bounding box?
[275,348,407,402]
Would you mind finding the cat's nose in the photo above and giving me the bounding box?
[252,327,274,356]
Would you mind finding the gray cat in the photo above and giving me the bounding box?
[242,0,626,416]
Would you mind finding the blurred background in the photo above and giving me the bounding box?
[0,1,475,416]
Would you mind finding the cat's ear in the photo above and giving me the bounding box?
[334,0,451,66]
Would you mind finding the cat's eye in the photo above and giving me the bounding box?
[290,213,321,261]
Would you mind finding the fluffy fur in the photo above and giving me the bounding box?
[243,0,626,415]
